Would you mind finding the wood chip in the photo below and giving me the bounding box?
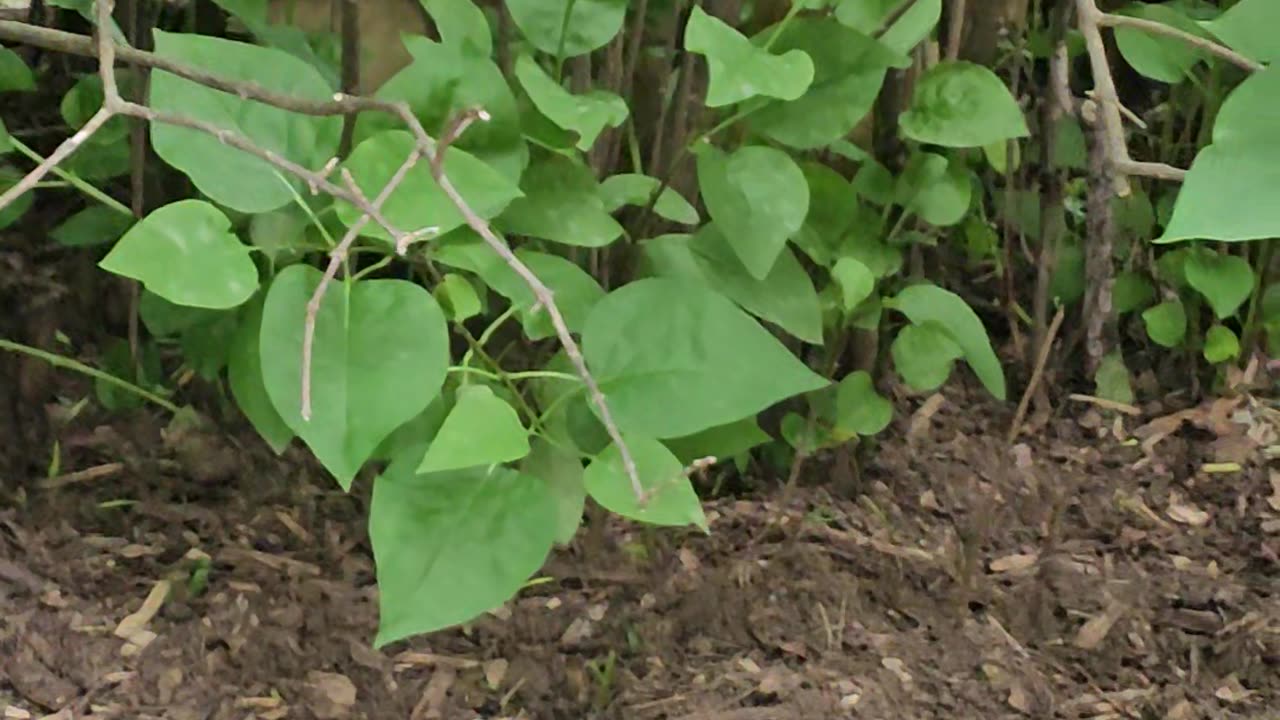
[990,552,1038,574]
[1073,601,1127,650]
[305,671,357,720]
[483,659,508,690]
[114,580,170,639]
[1166,495,1210,526]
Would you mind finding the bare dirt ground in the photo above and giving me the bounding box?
[2,382,1279,719]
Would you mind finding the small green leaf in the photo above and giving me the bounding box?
[0,46,35,92]
[1204,0,1280,63]
[583,278,829,439]
[1142,298,1187,347]
[496,155,623,247]
[891,322,963,392]
[900,61,1029,148]
[371,455,556,646]
[1113,271,1156,314]
[259,265,450,488]
[697,144,809,279]
[99,200,257,310]
[1204,324,1241,364]
[340,130,522,245]
[897,152,973,227]
[0,168,33,230]
[664,417,771,465]
[599,173,699,225]
[1184,248,1253,319]
[886,283,1006,399]
[520,438,585,545]
[515,54,628,151]
[50,206,134,247]
[434,273,482,321]
[228,295,294,455]
[421,0,493,56]
[1114,2,1208,83]
[834,371,892,436]
[585,436,707,530]
[684,6,815,107]
[506,0,625,57]
[417,385,530,473]
[831,257,875,312]
[1094,350,1135,405]
[149,31,342,213]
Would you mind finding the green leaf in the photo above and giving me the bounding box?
[520,438,585,545]
[834,370,892,436]
[839,218,902,278]
[1159,69,1280,243]
[697,144,809,279]
[434,273,483,322]
[1113,271,1156,314]
[0,168,32,230]
[583,278,829,439]
[0,46,35,92]
[892,323,963,392]
[50,206,134,247]
[1204,0,1280,63]
[584,436,707,530]
[1142,298,1187,347]
[1050,241,1085,305]
[149,31,342,213]
[515,54,628,151]
[835,0,941,57]
[0,118,9,154]
[99,200,258,310]
[746,18,897,149]
[664,417,771,465]
[1094,350,1135,405]
[1114,2,1208,82]
[900,61,1029,148]
[684,6,815,107]
[417,385,530,473]
[642,226,824,344]
[259,265,450,489]
[138,290,223,337]
[1204,324,1241,363]
[506,0,626,57]
[339,130,521,244]
[371,456,556,646]
[897,152,973,227]
[358,36,525,182]
[421,0,493,56]
[496,155,622,247]
[1184,248,1253,319]
[831,257,875,312]
[794,162,860,266]
[248,204,310,263]
[599,173,699,225]
[886,283,1006,399]
[228,295,294,455]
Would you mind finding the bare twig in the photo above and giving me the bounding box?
[1008,305,1065,443]
[1097,12,1262,72]
[0,107,111,211]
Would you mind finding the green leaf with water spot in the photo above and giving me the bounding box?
[583,278,829,439]
[1184,249,1253,319]
[892,322,964,392]
[515,54,628,151]
[506,0,626,57]
[697,144,809,280]
[585,436,707,530]
[900,61,1029,148]
[371,455,556,646]
[99,200,258,310]
[149,31,342,214]
[417,385,530,473]
[886,283,1006,399]
[1142,299,1187,347]
[497,155,622,248]
[259,265,450,489]
[684,6,815,107]
[599,173,699,225]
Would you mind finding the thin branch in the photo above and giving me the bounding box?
[0,107,111,211]
[1097,12,1262,72]
[1007,305,1065,443]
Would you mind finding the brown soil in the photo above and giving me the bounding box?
[3,385,1280,720]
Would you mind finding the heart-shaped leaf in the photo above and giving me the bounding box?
[259,265,450,488]
[1143,298,1187,347]
[422,0,493,56]
[834,370,892,436]
[1204,0,1280,63]
[684,6,814,107]
[520,438,586,545]
[1184,248,1253,319]
[835,0,941,57]
[697,144,809,279]
[831,256,876,312]
[417,385,531,473]
[496,155,623,248]
[228,295,294,454]
[51,206,135,248]
[900,61,1029,148]
[99,200,258,310]
[1114,3,1208,83]
[1204,324,1241,363]
[515,54,628,151]
[506,0,626,57]
[886,283,1006,399]
[585,436,707,529]
[891,322,964,392]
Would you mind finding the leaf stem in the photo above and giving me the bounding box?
[0,338,180,413]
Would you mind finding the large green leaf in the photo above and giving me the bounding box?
[891,322,964,392]
[1160,68,1280,242]
[259,265,450,489]
[1115,2,1208,82]
[697,144,809,279]
[338,130,521,245]
[1184,248,1253,319]
[417,385,530,473]
[684,6,814,107]
[357,35,526,182]
[900,61,1029,148]
[149,31,342,213]
[515,54,628,151]
[1204,0,1280,63]
[371,453,556,646]
[520,438,586,545]
[99,200,257,310]
[642,226,824,344]
[747,17,898,149]
[886,283,1006,399]
[835,0,941,57]
[600,174,699,225]
[496,155,623,247]
[421,0,493,56]
[506,0,626,57]
[228,295,294,454]
[582,278,829,439]
[584,436,707,529]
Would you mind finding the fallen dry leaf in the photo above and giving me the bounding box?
[305,671,357,720]
[990,552,1038,574]
[1073,601,1127,650]
[1166,495,1210,527]
[881,657,912,684]
[483,659,508,690]
[114,579,170,639]
[1008,684,1032,713]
